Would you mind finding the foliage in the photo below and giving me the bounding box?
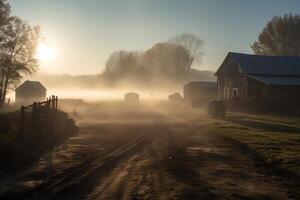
[252,14,300,56]
[103,34,204,84]
[0,0,40,107]
[104,50,142,80]
[143,42,188,81]
[0,110,78,171]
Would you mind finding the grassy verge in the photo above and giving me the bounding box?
[197,112,300,177]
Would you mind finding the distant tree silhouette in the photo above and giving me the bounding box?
[0,0,40,106]
[103,43,190,84]
[252,14,300,56]
[169,33,204,78]
[142,42,188,81]
[103,50,142,82]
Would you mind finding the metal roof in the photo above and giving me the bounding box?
[16,80,47,92]
[249,75,300,86]
[229,52,300,76]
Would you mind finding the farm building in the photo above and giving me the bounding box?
[216,52,300,100]
[15,80,47,105]
[183,81,217,104]
[124,92,139,104]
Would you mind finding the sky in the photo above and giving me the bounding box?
[10,0,300,75]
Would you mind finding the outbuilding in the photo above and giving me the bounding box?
[183,81,217,104]
[15,80,47,105]
[216,52,300,100]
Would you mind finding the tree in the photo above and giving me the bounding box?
[103,50,141,82]
[251,14,300,56]
[0,16,40,106]
[169,33,204,78]
[142,42,188,81]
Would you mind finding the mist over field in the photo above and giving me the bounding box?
[8,69,215,101]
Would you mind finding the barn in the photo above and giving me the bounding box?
[183,81,217,104]
[216,52,300,100]
[15,80,47,104]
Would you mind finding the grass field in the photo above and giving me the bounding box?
[198,112,300,177]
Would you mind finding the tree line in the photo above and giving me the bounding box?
[0,0,40,107]
[102,33,204,85]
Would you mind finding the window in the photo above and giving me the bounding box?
[233,88,239,98]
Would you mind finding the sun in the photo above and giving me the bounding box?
[37,43,56,62]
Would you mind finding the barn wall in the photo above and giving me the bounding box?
[184,85,217,103]
[217,60,248,100]
[269,86,300,100]
[15,88,46,104]
[247,78,268,98]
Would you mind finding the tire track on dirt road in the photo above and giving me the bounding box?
[1,124,158,200]
[88,124,217,200]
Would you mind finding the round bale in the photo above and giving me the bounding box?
[209,100,226,118]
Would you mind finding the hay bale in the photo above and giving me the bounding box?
[124,92,139,104]
[168,92,183,104]
[209,100,225,118]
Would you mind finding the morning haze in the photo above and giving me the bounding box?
[1,0,300,199]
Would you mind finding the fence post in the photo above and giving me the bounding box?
[32,102,37,134]
[49,96,52,110]
[55,96,58,110]
[52,95,56,110]
[20,106,25,135]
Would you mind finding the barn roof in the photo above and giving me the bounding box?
[16,80,47,92]
[217,52,300,76]
[249,75,300,86]
[184,81,217,88]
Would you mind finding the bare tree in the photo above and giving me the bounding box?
[169,33,204,78]
[251,14,300,56]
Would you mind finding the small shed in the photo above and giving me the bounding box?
[183,81,217,104]
[15,80,47,104]
[124,92,139,104]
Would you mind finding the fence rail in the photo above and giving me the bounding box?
[19,95,58,135]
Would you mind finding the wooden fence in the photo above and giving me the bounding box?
[19,95,58,135]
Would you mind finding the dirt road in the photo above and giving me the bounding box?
[0,103,294,199]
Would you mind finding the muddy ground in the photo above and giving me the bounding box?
[0,102,297,200]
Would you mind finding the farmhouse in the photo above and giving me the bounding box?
[15,80,47,104]
[183,81,217,103]
[216,52,300,100]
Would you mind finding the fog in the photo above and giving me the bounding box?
[48,88,178,101]
[7,69,215,102]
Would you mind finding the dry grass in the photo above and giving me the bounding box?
[196,112,300,176]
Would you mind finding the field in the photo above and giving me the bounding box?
[0,101,299,200]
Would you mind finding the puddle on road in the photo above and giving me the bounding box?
[21,180,43,188]
[186,146,230,156]
[186,147,214,155]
